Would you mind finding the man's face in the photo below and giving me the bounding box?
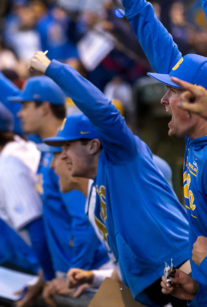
[51,152,79,193]
[18,101,43,134]
[161,87,197,138]
[62,140,95,178]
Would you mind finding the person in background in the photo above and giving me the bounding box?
[0,101,52,280]
[9,76,110,306]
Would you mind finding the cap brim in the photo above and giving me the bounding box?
[37,143,62,153]
[43,136,68,147]
[147,72,182,89]
[8,95,24,102]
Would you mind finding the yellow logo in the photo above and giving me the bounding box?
[172,58,184,71]
[60,118,66,131]
[66,97,75,106]
[80,131,89,135]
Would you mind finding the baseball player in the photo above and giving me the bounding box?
[0,100,52,279]
[40,146,114,306]
[148,54,207,306]
[9,76,110,307]
[31,52,191,306]
[41,115,174,303]
[115,0,207,304]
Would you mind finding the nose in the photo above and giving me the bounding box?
[161,89,170,106]
[61,147,68,160]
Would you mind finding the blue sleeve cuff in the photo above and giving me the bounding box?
[122,0,146,20]
[188,283,207,306]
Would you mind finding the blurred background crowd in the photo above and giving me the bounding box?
[0,0,206,200]
[0,1,206,306]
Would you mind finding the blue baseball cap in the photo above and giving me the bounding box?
[44,113,99,146]
[147,54,207,89]
[9,76,66,105]
[0,102,14,132]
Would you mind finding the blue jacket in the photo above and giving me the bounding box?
[121,0,207,304]
[184,137,207,284]
[46,60,189,306]
[0,218,39,273]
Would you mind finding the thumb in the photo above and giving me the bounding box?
[73,284,91,298]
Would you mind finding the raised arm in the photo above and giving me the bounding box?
[30,52,138,161]
[121,0,182,73]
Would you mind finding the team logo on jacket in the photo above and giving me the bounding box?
[95,185,108,241]
[183,158,198,219]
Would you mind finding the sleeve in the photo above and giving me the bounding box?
[0,218,40,274]
[2,158,42,230]
[188,283,207,306]
[46,61,138,161]
[202,0,207,20]
[198,256,207,279]
[24,218,55,280]
[121,0,182,73]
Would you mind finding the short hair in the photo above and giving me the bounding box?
[0,132,14,146]
[79,138,91,145]
[34,101,66,120]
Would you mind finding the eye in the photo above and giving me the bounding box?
[64,142,71,149]
[170,87,177,94]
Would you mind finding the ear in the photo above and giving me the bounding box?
[88,139,101,155]
[41,101,51,116]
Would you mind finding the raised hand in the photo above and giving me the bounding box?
[171,77,207,119]
[30,51,51,74]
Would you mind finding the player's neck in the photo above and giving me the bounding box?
[76,178,89,197]
[189,119,207,140]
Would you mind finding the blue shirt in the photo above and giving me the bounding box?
[46,60,189,306]
[40,151,109,273]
